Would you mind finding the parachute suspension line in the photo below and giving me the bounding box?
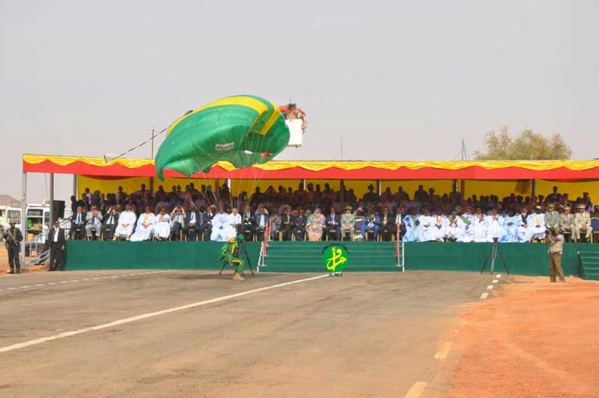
[116,126,169,163]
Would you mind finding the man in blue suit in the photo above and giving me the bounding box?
[325,206,341,241]
[183,206,202,241]
[361,210,380,241]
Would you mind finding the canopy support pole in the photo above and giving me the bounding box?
[21,172,27,265]
[531,179,536,198]
[73,175,78,199]
[49,173,54,224]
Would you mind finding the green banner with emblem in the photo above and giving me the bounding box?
[322,245,349,273]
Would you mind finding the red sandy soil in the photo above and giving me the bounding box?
[0,248,47,276]
[445,276,599,398]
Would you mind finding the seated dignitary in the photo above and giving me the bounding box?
[573,203,592,242]
[170,205,186,241]
[114,203,137,240]
[292,208,307,241]
[211,208,236,242]
[360,210,380,241]
[241,205,256,241]
[279,207,294,241]
[379,207,395,241]
[154,207,171,241]
[101,205,119,241]
[255,205,270,241]
[85,205,103,240]
[201,206,215,241]
[325,206,341,241]
[307,208,326,241]
[228,208,243,234]
[559,205,574,242]
[130,206,155,242]
[70,206,87,240]
[529,206,546,242]
[183,206,202,241]
[340,205,355,241]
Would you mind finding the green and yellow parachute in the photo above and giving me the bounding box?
[155,95,290,180]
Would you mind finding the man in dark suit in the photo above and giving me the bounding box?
[241,205,256,241]
[280,207,294,241]
[70,206,86,240]
[101,205,119,241]
[46,220,66,271]
[292,208,307,241]
[379,207,394,241]
[201,206,215,241]
[183,206,202,241]
[254,206,269,241]
[325,206,341,241]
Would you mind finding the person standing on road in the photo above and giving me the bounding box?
[46,219,66,271]
[545,226,566,283]
[3,220,23,274]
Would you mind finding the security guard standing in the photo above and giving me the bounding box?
[3,220,23,274]
[546,226,566,283]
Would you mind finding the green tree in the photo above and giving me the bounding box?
[473,127,573,160]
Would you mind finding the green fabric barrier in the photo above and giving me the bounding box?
[64,241,596,276]
[65,241,261,270]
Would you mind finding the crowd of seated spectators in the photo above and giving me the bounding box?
[67,183,596,243]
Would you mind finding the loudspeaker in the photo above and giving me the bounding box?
[52,200,65,219]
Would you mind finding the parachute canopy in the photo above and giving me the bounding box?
[155,95,290,180]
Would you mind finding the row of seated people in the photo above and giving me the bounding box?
[70,204,239,242]
[68,201,595,243]
[69,203,385,242]
[75,182,595,227]
[401,203,593,243]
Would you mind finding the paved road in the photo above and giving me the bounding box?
[0,270,499,398]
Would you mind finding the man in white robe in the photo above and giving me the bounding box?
[211,210,236,242]
[472,210,488,243]
[486,208,504,242]
[228,208,242,234]
[402,208,420,242]
[457,207,475,243]
[517,208,533,243]
[528,206,546,241]
[445,211,464,242]
[418,207,436,242]
[130,207,156,242]
[501,209,519,243]
[431,212,446,241]
[154,208,171,240]
[114,204,137,240]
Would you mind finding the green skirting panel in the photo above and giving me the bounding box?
[403,242,586,276]
[65,241,261,270]
[64,241,597,276]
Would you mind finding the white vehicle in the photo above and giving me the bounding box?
[0,203,52,245]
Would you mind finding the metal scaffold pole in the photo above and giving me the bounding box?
[21,172,27,265]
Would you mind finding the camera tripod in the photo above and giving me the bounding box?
[219,239,254,276]
[480,239,510,275]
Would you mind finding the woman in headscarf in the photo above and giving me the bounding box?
[306,207,326,241]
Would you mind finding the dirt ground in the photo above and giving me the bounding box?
[444,275,599,398]
[0,248,47,275]
[3,247,599,397]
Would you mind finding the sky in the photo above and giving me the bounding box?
[1,0,598,203]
